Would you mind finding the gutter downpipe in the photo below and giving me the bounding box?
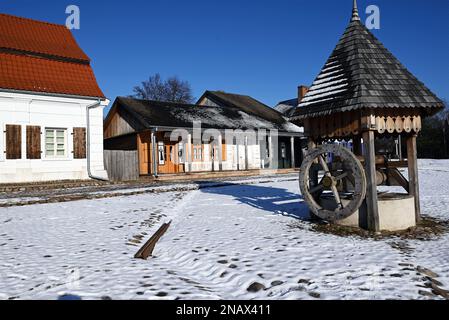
[86,100,109,181]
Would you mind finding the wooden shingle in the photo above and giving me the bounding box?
[290,5,444,120]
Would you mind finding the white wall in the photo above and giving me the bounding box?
[188,143,262,173]
[0,91,108,183]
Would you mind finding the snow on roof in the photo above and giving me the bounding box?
[112,97,303,133]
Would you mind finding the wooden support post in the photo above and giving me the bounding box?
[269,131,279,169]
[290,136,296,168]
[218,134,223,172]
[210,139,215,173]
[407,134,421,223]
[398,135,403,160]
[186,133,192,173]
[268,135,273,169]
[244,136,249,170]
[362,131,380,232]
[236,141,240,171]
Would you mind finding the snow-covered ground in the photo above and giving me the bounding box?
[1,160,449,300]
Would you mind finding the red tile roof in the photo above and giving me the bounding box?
[0,14,105,98]
[0,52,105,98]
[0,13,89,62]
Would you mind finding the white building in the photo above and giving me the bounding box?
[0,13,108,183]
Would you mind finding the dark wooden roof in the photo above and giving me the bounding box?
[290,4,444,120]
[108,97,302,133]
[274,98,298,117]
[198,91,288,125]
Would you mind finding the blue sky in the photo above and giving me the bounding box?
[2,0,448,113]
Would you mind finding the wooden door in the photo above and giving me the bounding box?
[138,132,152,175]
[158,143,177,174]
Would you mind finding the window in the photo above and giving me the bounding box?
[45,128,67,158]
[281,142,287,159]
[192,145,203,161]
[158,142,165,165]
[178,143,185,164]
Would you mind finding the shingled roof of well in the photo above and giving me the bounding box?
[290,0,444,120]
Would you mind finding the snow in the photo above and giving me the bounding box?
[308,78,348,91]
[300,84,348,101]
[298,96,339,108]
[274,103,295,115]
[1,160,449,300]
[316,68,345,80]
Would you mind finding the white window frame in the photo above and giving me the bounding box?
[158,142,165,165]
[44,128,68,159]
[178,143,185,164]
[193,144,203,161]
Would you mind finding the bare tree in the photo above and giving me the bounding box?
[132,73,195,103]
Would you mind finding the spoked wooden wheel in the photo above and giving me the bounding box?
[299,144,367,222]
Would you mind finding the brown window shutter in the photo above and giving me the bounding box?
[26,126,41,159]
[73,127,87,159]
[5,125,22,159]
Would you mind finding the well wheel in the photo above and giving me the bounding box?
[299,144,367,222]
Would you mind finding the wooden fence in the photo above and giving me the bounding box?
[104,150,139,182]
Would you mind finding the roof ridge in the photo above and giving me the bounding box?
[0,13,91,62]
[210,90,252,99]
[119,96,224,109]
[210,90,273,108]
[0,13,66,29]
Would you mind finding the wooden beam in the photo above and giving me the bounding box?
[407,134,421,223]
[135,221,171,260]
[362,130,380,232]
[388,168,410,193]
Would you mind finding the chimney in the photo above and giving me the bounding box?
[298,85,309,104]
